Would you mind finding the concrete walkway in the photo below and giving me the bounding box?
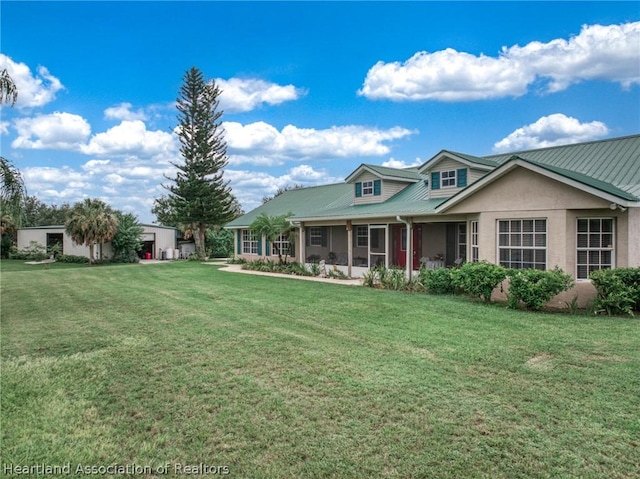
[208,261,363,286]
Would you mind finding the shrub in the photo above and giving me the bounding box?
[361,268,379,288]
[507,267,574,311]
[57,254,90,264]
[379,266,408,291]
[590,268,640,316]
[10,241,47,261]
[451,261,507,302]
[418,267,457,294]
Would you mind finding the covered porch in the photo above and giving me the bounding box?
[299,219,469,278]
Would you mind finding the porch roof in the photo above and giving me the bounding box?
[292,180,448,221]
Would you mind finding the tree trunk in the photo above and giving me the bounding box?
[89,243,94,264]
[194,223,207,259]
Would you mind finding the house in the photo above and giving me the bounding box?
[227,134,640,306]
[16,224,181,260]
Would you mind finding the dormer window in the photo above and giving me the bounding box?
[441,170,457,188]
[355,179,381,198]
[430,168,468,190]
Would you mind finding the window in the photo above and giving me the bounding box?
[457,223,466,260]
[272,233,291,257]
[362,180,374,196]
[441,170,457,187]
[46,233,64,255]
[498,219,547,270]
[356,226,368,247]
[242,229,258,254]
[577,218,614,280]
[309,227,324,246]
[471,221,479,262]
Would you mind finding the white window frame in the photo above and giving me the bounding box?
[497,219,547,270]
[457,223,467,261]
[362,180,374,196]
[356,225,368,247]
[272,233,291,257]
[309,227,323,247]
[441,170,457,188]
[471,220,479,262]
[576,217,615,280]
[242,229,258,255]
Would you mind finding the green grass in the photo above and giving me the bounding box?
[1,261,638,478]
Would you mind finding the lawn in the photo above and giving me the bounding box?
[1,261,638,478]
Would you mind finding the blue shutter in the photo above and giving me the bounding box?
[265,239,270,256]
[431,172,440,190]
[257,236,262,255]
[355,182,362,197]
[373,179,381,196]
[457,168,467,187]
[237,230,242,254]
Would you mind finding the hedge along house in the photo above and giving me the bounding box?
[17,224,180,261]
[226,135,640,305]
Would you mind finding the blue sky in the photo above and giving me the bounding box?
[1,1,639,223]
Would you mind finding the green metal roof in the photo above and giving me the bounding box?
[228,134,640,227]
[483,135,640,200]
[226,183,353,228]
[294,181,447,221]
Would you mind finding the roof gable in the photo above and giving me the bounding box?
[437,155,639,213]
[345,163,422,183]
[419,150,497,173]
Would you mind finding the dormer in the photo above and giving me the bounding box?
[419,151,497,198]
[345,164,423,205]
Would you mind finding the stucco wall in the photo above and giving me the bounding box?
[443,167,633,275]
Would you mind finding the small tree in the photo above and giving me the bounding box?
[1,69,18,106]
[155,67,237,259]
[111,212,144,263]
[249,212,295,264]
[65,199,118,264]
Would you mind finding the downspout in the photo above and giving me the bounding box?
[396,215,413,280]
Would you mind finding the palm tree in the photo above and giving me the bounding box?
[65,199,118,264]
[0,157,26,234]
[1,69,18,106]
[249,212,295,264]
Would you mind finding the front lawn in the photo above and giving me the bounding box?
[1,262,638,478]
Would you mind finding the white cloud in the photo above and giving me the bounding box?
[216,78,304,113]
[493,113,609,152]
[382,157,423,169]
[0,54,64,108]
[224,121,416,164]
[104,102,147,121]
[12,112,91,150]
[0,121,9,135]
[359,22,640,101]
[81,120,178,159]
[226,165,341,212]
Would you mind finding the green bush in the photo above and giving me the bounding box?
[507,267,574,311]
[379,266,409,291]
[417,267,456,295]
[451,261,507,302]
[10,241,47,261]
[57,254,90,264]
[590,268,640,316]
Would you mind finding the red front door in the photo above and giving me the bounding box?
[394,225,422,269]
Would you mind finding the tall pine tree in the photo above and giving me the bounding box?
[157,67,236,259]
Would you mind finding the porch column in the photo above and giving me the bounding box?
[346,220,353,278]
[299,223,306,264]
[406,219,413,279]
